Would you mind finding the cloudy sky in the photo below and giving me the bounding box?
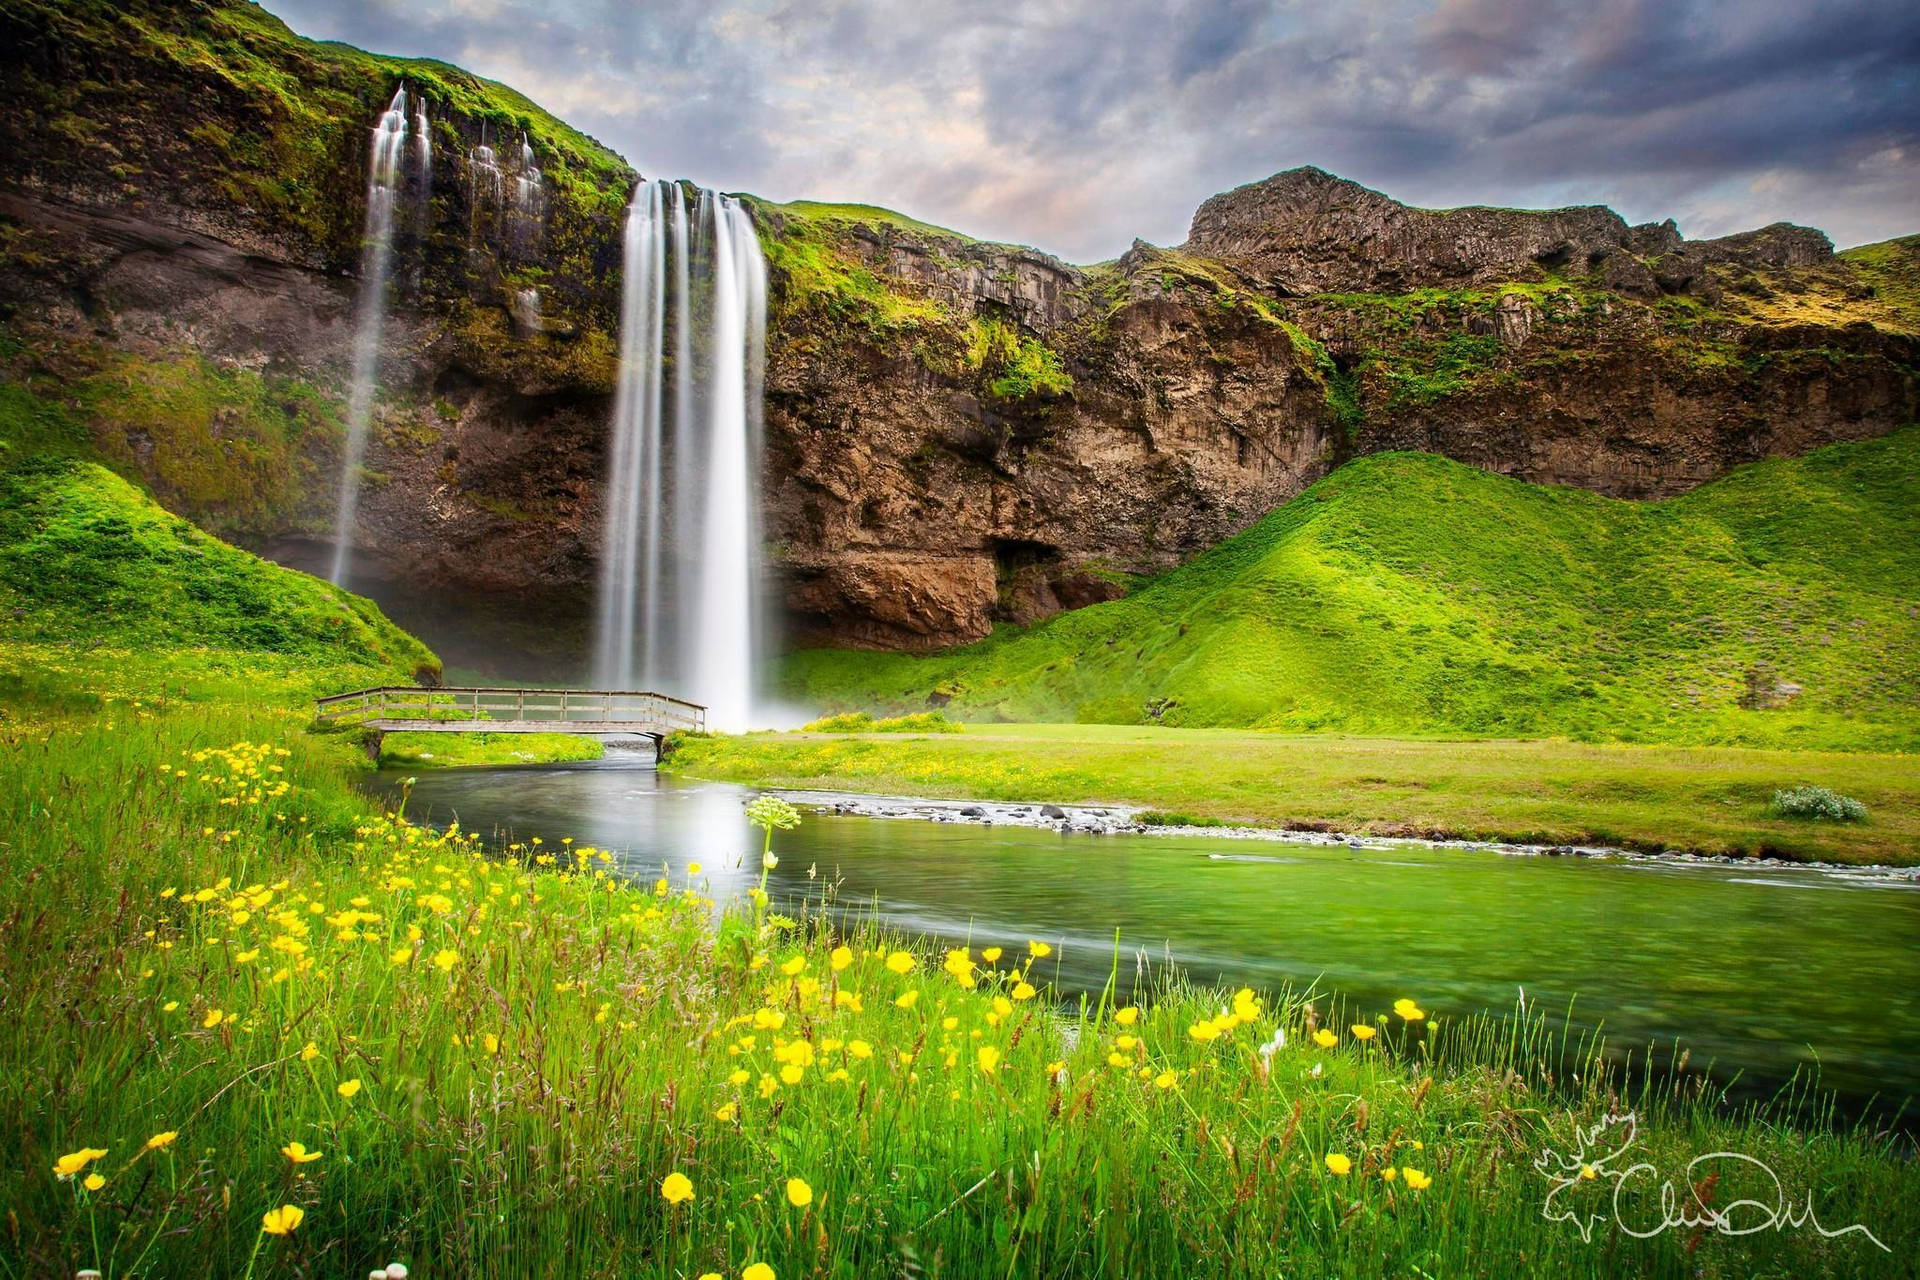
[266,0,1919,262]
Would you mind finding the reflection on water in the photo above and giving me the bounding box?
[368,758,1920,1113]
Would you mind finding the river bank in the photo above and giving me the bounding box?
[765,787,1920,878]
[663,723,1920,865]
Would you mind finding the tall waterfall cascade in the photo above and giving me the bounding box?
[329,85,427,587]
[595,179,768,731]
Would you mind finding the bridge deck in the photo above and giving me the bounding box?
[315,686,705,743]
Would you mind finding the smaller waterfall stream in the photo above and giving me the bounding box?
[329,85,426,587]
[595,180,767,729]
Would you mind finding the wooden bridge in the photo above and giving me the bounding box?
[314,686,705,757]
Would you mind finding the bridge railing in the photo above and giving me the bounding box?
[314,686,706,733]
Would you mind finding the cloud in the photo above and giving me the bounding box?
[261,0,1920,259]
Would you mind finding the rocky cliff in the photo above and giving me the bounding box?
[2,0,1915,669]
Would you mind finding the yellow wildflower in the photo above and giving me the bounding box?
[1011,981,1036,1001]
[145,1131,178,1151]
[260,1205,305,1235]
[744,1265,776,1280]
[1029,940,1052,957]
[1187,1021,1221,1043]
[786,1176,813,1207]
[894,989,920,1009]
[282,1141,322,1164]
[661,1172,694,1205]
[884,951,915,975]
[83,1173,106,1191]
[978,1045,1001,1074]
[1153,1070,1178,1090]
[715,1102,738,1122]
[433,948,461,972]
[1325,1152,1352,1175]
[830,945,853,971]
[1351,1024,1377,1041]
[1394,998,1426,1022]
[848,1039,873,1059]
[982,946,1003,963]
[781,955,806,976]
[201,1008,223,1029]
[336,1079,362,1099]
[1114,1006,1139,1026]
[1313,1028,1338,1048]
[1403,1167,1432,1190]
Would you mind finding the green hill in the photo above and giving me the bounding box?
[0,379,437,710]
[781,427,1920,752]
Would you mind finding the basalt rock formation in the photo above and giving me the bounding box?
[1184,165,1841,301]
[1,0,1915,668]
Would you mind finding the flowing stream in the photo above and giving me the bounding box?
[369,760,1920,1116]
[595,180,767,729]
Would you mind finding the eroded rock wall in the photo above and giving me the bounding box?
[1,4,1915,666]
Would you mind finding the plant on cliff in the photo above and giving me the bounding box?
[967,316,1073,401]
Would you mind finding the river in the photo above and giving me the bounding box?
[366,757,1920,1117]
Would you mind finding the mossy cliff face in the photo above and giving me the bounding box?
[755,202,1334,648]
[0,0,628,665]
[1,3,1914,659]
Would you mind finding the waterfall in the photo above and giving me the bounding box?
[514,133,544,218]
[595,180,767,731]
[329,84,423,587]
[469,122,502,206]
[412,98,431,204]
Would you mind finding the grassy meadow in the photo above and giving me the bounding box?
[782,428,1920,753]
[6,696,1918,1277]
[668,724,1920,865]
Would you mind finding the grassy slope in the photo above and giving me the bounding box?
[669,725,1920,864]
[783,428,1920,752]
[0,397,600,768]
[0,455,434,701]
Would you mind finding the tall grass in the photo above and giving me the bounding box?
[2,706,1913,1278]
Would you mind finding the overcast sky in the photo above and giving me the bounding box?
[265,0,1919,262]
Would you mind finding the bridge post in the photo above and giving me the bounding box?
[363,729,384,762]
